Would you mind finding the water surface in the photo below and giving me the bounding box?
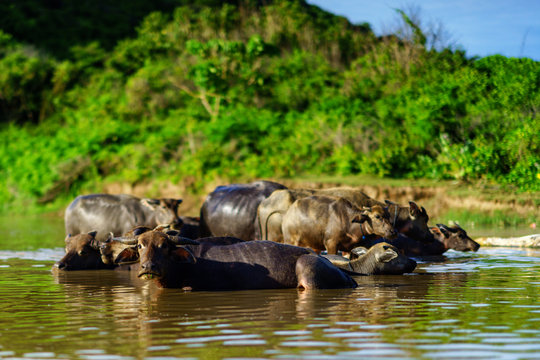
[0,215,539,359]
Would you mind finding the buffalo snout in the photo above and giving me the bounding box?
[404,257,417,273]
[54,261,67,270]
[138,261,161,279]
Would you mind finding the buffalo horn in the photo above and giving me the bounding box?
[112,237,138,245]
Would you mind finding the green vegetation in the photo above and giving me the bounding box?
[0,0,538,214]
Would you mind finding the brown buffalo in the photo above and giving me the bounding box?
[115,230,357,290]
[316,187,380,207]
[281,195,397,254]
[258,188,379,243]
[257,188,316,242]
[65,194,183,241]
[258,187,433,245]
[53,231,116,271]
[323,242,417,275]
[99,226,243,266]
[317,188,434,243]
[98,226,151,265]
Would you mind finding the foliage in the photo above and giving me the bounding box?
[0,0,538,213]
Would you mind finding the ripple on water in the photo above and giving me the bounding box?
[280,340,338,347]
[0,249,64,261]
[175,334,261,344]
[22,352,56,358]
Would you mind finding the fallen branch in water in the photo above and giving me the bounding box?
[475,234,540,248]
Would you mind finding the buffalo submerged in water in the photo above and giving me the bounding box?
[113,229,358,291]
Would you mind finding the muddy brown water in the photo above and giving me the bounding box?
[0,216,539,359]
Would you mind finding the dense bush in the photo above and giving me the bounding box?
[0,0,538,213]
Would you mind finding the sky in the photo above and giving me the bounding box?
[306,0,540,61]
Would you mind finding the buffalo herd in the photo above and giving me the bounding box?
[54,180,480,291]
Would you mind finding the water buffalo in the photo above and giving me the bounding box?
[384,200,434,243]
[98,226,151,266]
[431,223,480,252]
[316,187,380,207]
[99,226,243,266]
[177,216,200,239]
[322,242,417,275]
[199,180,287,240]
[258,188,316,242]
[258,188,381,243]
[281,195,398,254]
[115,230,357,290]
[65,194,183,241]
[317,188,434,243]
[53,231,116,271]
[258,187,433,245]
[361,223,480,257]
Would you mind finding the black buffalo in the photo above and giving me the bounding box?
[65,194,183,241]
[360,223,480,257]
[115,230,357,290]
[199,180,287,241]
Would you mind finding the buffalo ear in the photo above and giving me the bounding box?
[409,201,420,218]
[162,198,183,210]
[173,246,197,264]
[376,246,399,263]
[351,246,368,257]
[88,230,98,238]
[436,224,450,237]
[115,247,139,265]
[430,227,443,236]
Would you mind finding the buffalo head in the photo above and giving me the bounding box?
[368,242,417,274]
[344,242,416,275]
[54,231,113,270]
[141,198,183,229]
[99,225,164,265]
[115,230,199,281]
[353,205,398,240]
[432,223,480,252]
[385,200,434,243]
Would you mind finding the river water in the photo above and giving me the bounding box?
[0,216,539,360]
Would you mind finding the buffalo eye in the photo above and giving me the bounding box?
[375,215,381,219]
[78,249,87,256]
[137,244,142,249]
